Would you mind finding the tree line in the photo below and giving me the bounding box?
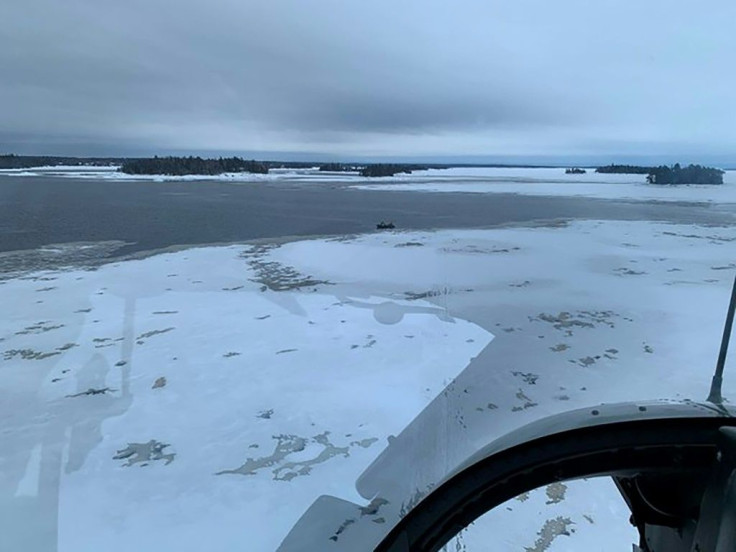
[1,155,424,176]
[595,164,652,174]
[0,154,121,169]
[318,163,357,172]
[318,163,429,176]
[119,156,269,175]
[359,164,428,177]
[596,163,724,184]
[646,164,724,185]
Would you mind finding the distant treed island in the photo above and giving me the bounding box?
[596,163,725,184]
[318,163,358,172]
[645,164,724,185]
[358,164,429,177]
[319,163,429,176]
[0,154,122,168]
[119,156,269,175]
[595,164,654,175]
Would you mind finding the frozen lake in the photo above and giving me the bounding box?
[1,166,736,551]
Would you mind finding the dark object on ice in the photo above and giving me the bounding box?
[376,221,395,230]
[152,376,167,389]
[565,167,586,174]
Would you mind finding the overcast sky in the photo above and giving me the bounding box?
[2,1,735,162]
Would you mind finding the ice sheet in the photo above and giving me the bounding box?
[2,219,735,551]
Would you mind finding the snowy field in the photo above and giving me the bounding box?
[2,218,736,551]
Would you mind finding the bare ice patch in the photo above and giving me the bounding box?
[524,517,573,552]
[545,482,567,505]
[242,244,331,291]
[114,441,176,467]
[217,432,378,482]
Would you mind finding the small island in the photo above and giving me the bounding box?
[595,164,652,175]
[119,156,269,176]
[646,164,724,185]
[565,167,586,174]
[596,163,724,184]
[359,163,427,177]
[318,163,357,172]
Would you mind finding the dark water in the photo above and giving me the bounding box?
[0,175,732,259]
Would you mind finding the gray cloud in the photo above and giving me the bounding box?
[2,0,735,160]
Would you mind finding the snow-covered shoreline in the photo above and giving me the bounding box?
[0,166,343,183]
[3,220,736,551]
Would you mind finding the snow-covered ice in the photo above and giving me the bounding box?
[2,219,736,551]
[353,167,736,203]
[1,242,488,551]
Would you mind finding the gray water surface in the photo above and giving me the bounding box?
[1,175,732,264]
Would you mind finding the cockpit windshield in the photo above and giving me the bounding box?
[2,2,736,551]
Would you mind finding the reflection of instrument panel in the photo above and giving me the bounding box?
[375,274,736,551]
[376,402,736,552]
[281,275,736,551]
